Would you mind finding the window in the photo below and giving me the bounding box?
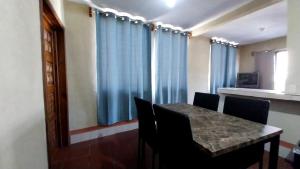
[274,51,288,92]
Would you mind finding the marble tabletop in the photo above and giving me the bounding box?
[161,104,283,157]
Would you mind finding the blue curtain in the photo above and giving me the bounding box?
[226,46,237,87]
[155,28,188,104]
[96,12,152,125]
[210,42,237,94]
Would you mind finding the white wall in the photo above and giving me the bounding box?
[64,1,98,130]
[239,36,287,73]
[286,0,300,94]
[188,36,211,104]
[49,0,64,24]
[0,0,48,169]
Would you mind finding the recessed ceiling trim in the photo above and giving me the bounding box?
[202,1,287,45]
[191,0,283,37]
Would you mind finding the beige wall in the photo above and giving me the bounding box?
[64,1,98,130]
[188,36,211,104]
[286,0,300,94]
[239,36,287,73]
[63,0,300,150]
[64,3,213,129]
[0,0,49,169]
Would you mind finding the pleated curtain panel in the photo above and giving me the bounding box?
[95,10,189,125]
[210,40,237,94]
[96,11,152,125]
[154,27,188,104]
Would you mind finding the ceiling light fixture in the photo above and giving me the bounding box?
[165,0,176,8]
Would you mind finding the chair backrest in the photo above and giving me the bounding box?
[193,92,220,111]
[134,97,156,147]
[223,96,270,124]
[153,105,194,156]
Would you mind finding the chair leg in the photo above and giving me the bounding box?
[141,140,146,169]
[158,153,163,169]
[137,138,141,169]
[259,158,263,169]
[152,150,156,169]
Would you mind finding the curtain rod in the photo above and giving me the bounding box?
[88,6,192,38]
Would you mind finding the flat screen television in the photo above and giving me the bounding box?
[236,72,259,89]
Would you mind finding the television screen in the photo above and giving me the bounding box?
[236,72,259,88]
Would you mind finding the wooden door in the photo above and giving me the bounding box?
[41,1,69,168]
[43,16,60,150]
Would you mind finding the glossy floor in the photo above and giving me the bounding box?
[51,130,293,169]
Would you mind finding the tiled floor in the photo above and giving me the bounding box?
[51,129,293,169]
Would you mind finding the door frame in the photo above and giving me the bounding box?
[39,0,69,149]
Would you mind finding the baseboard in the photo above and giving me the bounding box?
[70,122,138,144]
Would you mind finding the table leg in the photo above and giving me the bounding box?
[269,135,280,169]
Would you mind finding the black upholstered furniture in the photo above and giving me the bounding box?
[223,96,270,124]
[193,92,220,111]
[153,104,208,169]
[161,103,281,169]
[134,97,157,169]
[223,96,270,169]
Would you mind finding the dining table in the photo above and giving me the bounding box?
[161,103,283,169]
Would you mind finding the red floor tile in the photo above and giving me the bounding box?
[51,129,293,169]
[63,155,92,169]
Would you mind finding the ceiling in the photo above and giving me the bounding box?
[89,0,253,29]
[203,1,287,45]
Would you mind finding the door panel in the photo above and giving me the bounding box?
[41,1,70,168]
[43,17,59,150]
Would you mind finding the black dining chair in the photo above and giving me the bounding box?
[193,92,220,111]
[153,104,210,169]
[223,96,270,124]
[134,97,157,169]
[223,96,270,169]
